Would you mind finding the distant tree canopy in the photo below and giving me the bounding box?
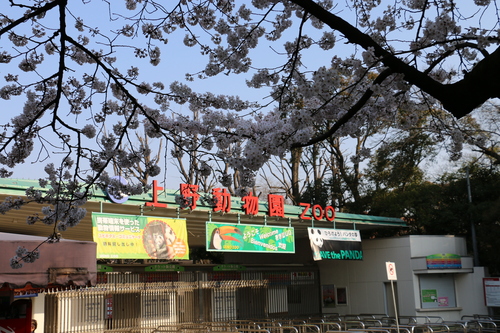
[361,162,500,275]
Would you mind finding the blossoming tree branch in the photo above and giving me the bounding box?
[1,0,498,263]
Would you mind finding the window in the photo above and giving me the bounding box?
[419,274,456,308]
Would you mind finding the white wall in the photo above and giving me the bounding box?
[318,236,488,321]
[32,294,44,333]
[319,237,415,316]
[455,267,489,317]
[409,235,468,257]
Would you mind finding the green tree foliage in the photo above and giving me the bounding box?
[365,132,437,192]
[356,126,500,274]
[439,165,500,275]
[366,162,500,275]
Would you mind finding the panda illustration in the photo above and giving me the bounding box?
[308,228,324,261]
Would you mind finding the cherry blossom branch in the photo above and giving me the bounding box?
[0,0,59,37]
[292,68,394,148]
[289,0,500,118]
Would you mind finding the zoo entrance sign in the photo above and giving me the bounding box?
[107,179,338,222]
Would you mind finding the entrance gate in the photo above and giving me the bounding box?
[43,269,320,333]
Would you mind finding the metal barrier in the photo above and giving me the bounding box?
[340,321,367,330]
[393,317,444,325]
[310,321,342,332]
[204,321,239,332]
[269,326,300,333]
[467,321,498,333]
[294,324,321,333]
[396,323,452,333]
[441,322,467,333]
[316,316,497,333]
[44,286,499,333]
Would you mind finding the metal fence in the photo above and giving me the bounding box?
[43,270,320,333]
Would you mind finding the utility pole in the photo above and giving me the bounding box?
[466,167,480,267]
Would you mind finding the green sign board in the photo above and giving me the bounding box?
[145,264,185,272]
[206,222,295,253]
[213,264,246,271]
[97,264,113,272]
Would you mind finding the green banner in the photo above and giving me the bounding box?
[213,264,246,271]
[206,222,294,253]
[97,264,113,272]
[145,264,185,272]
[92,212,189,260]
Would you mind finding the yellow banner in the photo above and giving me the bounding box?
[92,213,189,259]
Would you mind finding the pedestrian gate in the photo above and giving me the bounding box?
[43,270,320,333]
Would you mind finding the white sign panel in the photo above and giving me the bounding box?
[386,262,397,281]
[308,228,362,261]
[484,278,500,307]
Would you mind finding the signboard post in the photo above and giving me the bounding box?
[386,262,399,332]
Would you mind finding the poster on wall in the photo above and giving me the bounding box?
[308,227,362,261]
[206,222,295,253]
[484,278,500,307]
[336,287,348,305]
[438,297,449,307]
[92,212,189,259]
[419,275,456,308]
[421,289,438,303]
[322,285,336,308]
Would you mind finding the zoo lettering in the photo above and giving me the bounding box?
[299,203,336,221]
[142,180,336,221]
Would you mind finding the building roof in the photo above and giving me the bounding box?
[0,178,406,247]
[0,232,97,288]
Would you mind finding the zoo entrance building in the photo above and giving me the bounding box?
[0,178,491,333]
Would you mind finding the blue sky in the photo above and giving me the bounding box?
[1,1,341,185]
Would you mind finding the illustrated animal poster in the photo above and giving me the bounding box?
[322,284,336,308]
[92,212,189,259]
[308,227,362,261]
[206,222,295,253]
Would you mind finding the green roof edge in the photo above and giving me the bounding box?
[0,178,406,227]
